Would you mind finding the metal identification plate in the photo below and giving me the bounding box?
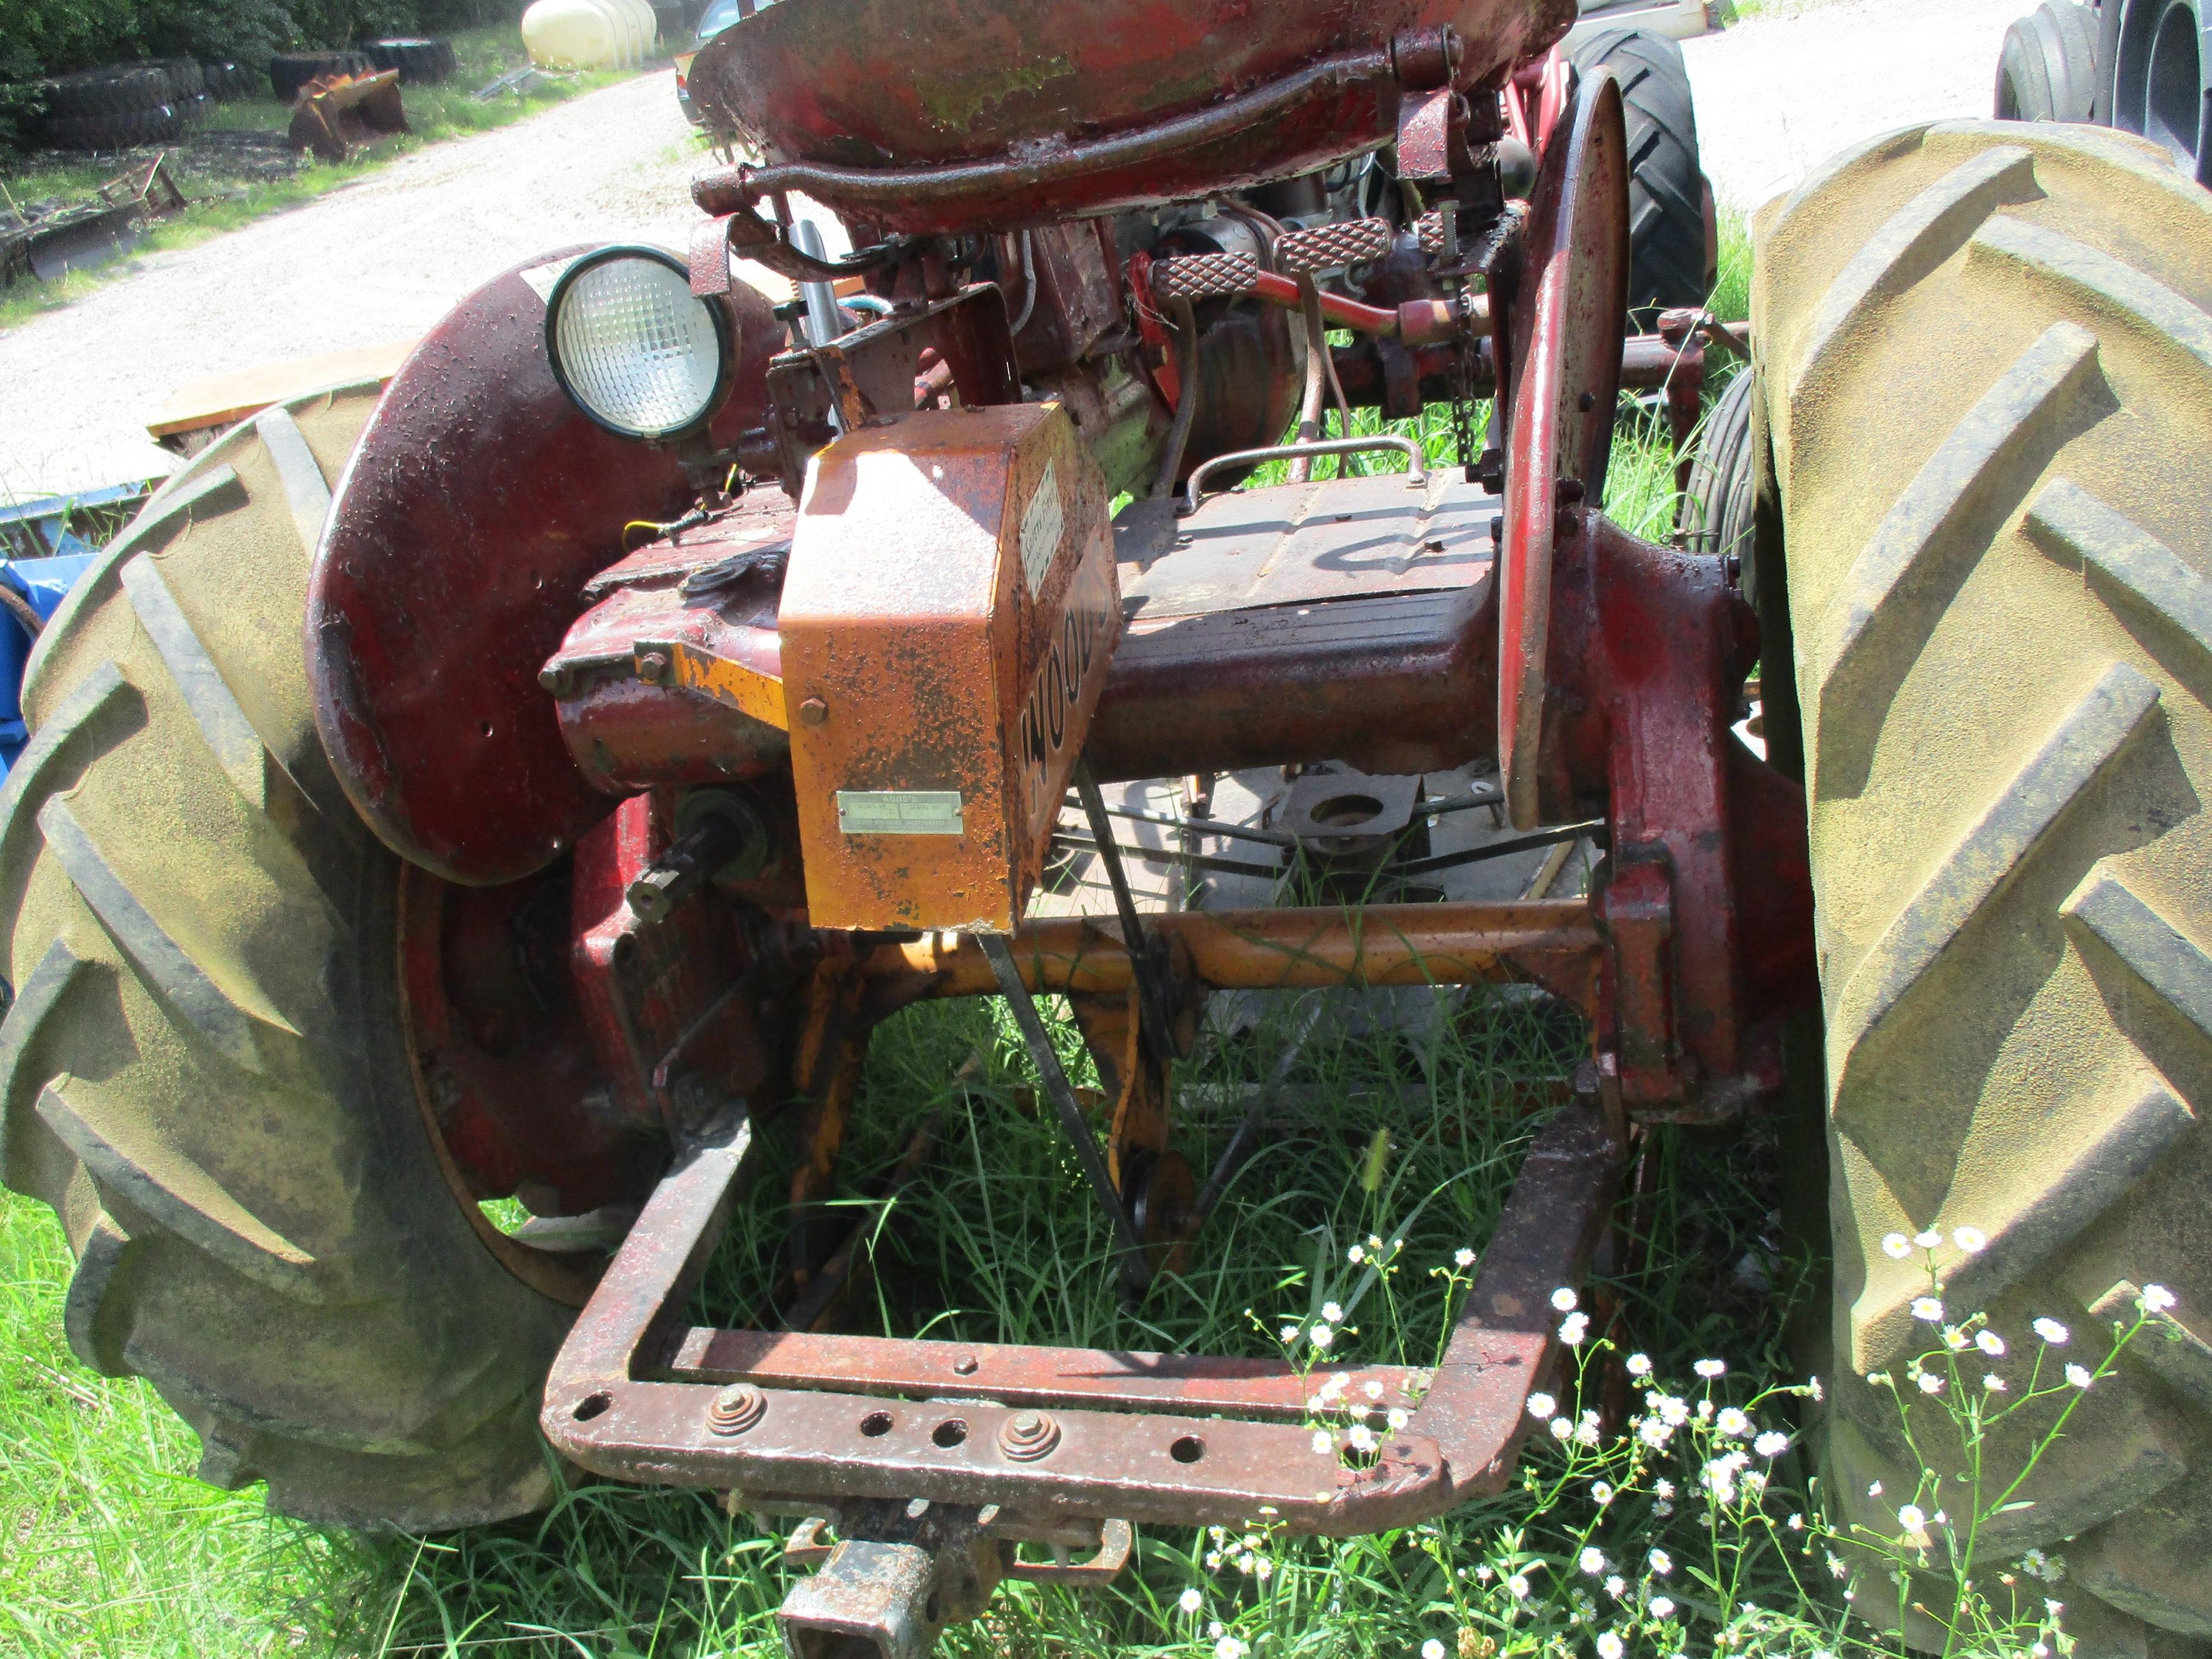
[837,789,965,836]
[1018,459,1064,595]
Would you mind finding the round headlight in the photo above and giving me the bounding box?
[545,246,732,441]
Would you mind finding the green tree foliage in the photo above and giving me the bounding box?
[0,0,520,149]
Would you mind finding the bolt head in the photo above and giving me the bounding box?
[997,1410,1060,1460]
[799,696,829,726]
[637,650,671,684]
[708,1382,767,1435]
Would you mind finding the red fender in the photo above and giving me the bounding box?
[308,244,778,884]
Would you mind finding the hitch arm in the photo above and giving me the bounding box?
[541,1096,1623,1534]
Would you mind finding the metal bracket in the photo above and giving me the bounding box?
[540,1096,1625,1537]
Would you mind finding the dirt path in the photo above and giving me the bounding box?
[2,2,2035,500]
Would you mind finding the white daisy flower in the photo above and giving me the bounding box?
[1976,1328,2006,1356]
[1558,1311,1590,1345]
[1526,1392,1556,1420]
[2065,1363,2093,1389]
[1280,1323,1299,1344]
[1596,1633,1624,1659]
[1311,1430,1332,1454]
[2144,1284,2177,1313]
[1897,1503,1926,1531]
[1347,1244,1365,1264]
[1321,1301,1345,1323]
[1984,1373,2007,1392]
[1913,1228,1942,1249]
[1364,1379,1384,1400]
[1649,1596,1675,1619]
[1624,1353,1652,1377]
[2033,1317,2069,1345]
[1910,1295,1944,1322]
[1579,1546,1606,1575]
[1214,1638,1247,1659]
[1550,1416,1574,1440]
[1178,1588,1203,1614]
[1422,1642,1445,1659]
[1715,1407,1750,1437]
[1916,1372,1943,1395]
[1693,1359,1726,1379]
[1309,1324,1333,1349]
[1551,1287,1579,1312]
[1507,1573,1530,1598]
[1952,1225,1987,1253]
[1454,1247,1475,1268]
[1755,1430,1790,1457]
[1648,1549,1673,1575]
[1387,1407,1409,1432]
[1880,1233,1912,1259]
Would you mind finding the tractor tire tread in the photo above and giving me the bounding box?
[1569,26,1709,317]
[1997,0,2101,124]
[1757,118,2212,1645]
[0,383,572,1531]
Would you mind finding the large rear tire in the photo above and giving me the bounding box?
[1757,120,2212,1645]
[1568,27,1712,320]
[0,384,575,1530]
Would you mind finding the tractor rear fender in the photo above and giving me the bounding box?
[307,245,780,886]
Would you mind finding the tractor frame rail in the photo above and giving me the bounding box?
[542,1091,1623,1536]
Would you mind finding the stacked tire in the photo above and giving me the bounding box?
[30,67,184,152]
[270,51,375,105]
[201,61,263,104]
[365,38,458,86]
[154,59,211,128]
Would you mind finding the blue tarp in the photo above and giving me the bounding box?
[0,554,98,775]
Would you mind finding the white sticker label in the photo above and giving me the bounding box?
[517,255,584,307]
[1018,459,1064,595]
[837,790,965,836]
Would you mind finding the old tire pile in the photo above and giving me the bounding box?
[201,61,262,103]
[270,50,376,105]
[1757,119,2212,1646]
[1996,0,2100,124]
[29,65,183,152]
[366,38,458,86]
[1567,27,1710,320]
[0,383,574,1528]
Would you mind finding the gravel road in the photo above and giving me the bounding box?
[1683,0,2028,211]
[2,0,2030,500]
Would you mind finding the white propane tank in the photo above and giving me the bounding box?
[521,0,633,69]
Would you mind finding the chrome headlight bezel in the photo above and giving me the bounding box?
[544,245,733,443]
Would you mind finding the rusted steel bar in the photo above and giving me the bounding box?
[693,46,1397,225]
[542,1100,1623,1535]
[857,900,1599,997]
[670,1329,1426,1420]
[1333,328,1699,412]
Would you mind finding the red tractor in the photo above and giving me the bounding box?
[5,0,2208,1649]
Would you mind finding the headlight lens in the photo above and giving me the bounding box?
[546,247,730,440]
